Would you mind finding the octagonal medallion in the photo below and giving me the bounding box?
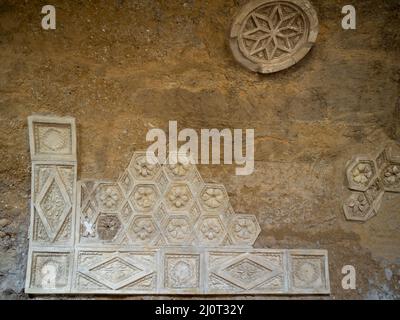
[230,0,319,73]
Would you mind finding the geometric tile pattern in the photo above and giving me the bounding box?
[75,153,261,248]
[25,115,330,295]
[229,0,319,73]
[343,146,400,222]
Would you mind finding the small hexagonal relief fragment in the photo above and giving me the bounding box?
[165,183,193,211]
[346,158,376,191]
[95,183,123,212]
[195,216,226,246]
[229,214,261,246]
[128,216,159,244]
[165,154,195,180]
[130,184,159,212]
[96,214,122,241]
[381,163,400,192]
[128,152,161,180]
[343,192,375,222]
[199,184,229,212]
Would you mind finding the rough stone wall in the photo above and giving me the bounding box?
[0,0,399,299]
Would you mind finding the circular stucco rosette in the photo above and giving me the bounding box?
[230,0,319,73]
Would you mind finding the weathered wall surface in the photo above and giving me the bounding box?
[0,0,399,299]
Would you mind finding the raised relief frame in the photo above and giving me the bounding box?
[25,115,330,295]
[230,0,319,73]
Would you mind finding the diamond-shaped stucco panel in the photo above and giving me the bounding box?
[118,169,135,196]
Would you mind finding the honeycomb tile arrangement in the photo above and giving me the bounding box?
[343,147,400,222]
[25,115,330,295]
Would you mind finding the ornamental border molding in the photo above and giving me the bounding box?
[25,115,330,295]
[229,0,319,73]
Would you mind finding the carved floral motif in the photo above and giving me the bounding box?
[382,164,400,186]
[233,218,255,240]
[170,261,192,286]
[230,0,319,73]
[133,186,156,209]
[200,218,222,240]
[293,260,320,286]
[99,187,120,209]
[167,185,190,209]
[239,3,307,62]
[351,163,373,185]
[131,218,156,240]
[169,162,190,177]
[133,156,157,178]
[167,218,190,240]
[344,147,400,221]
[346,194,370,217]
[201,187,225,209]
[27,115,331,295]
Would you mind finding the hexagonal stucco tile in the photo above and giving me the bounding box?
[96,213,123,241]
[194,215,227,246]
[380,162,400,193]
[199,184,229,213]
[130,184,160,213]
[228,214,261,246]
[127,215,160,245]
[94,183,124,212]
[165,183,193,212]
[162,215,194,245]
[343,192,376,222]
[164,154,195,181]
[127,151,161,181]
[346,157,377,192]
